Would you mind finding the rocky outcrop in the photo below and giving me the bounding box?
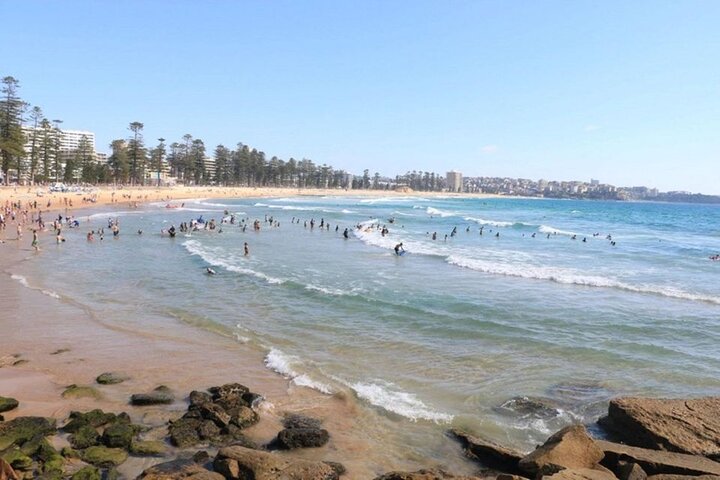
[596,440,720,477]
[62,384,103,399]
[0,458,19,480]
[450,429,523,473]
[518,425,606,477]
[137,458,225,479]
[131,386,175,406]
[269,414,330,450]
[373,469,484,480]
[599,398,720,460]
[541,468,617,480]
[213,445,340,480]
[169,383,261,448]
[0,416,56,451]
[0,398,18,415]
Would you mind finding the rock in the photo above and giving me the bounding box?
[617,462,646,480]
[497,475,530,480]
[0,398,18,414]
[70,466,101,480]
[230,406,258,429]
[450,429,523,473]
[283,414,322,430]
[324,461,347,477]
[95,372,129,385]
[600,397,720,460]
[541,468,617,480]
[646,476,720,480]
[60,447,79,458]
[63,410,117,433]
[198,404,231,427]
[0,458,20,480]
[131,387,175,406]
[102,422,134,448]
[373,469,482,480]
[274,427,330,449]
[242,392,264,408]
[79,446,128,467]
[0,417,56,451]
[497,396,561,419]
[69,424,100,449]
[519,425,605,477]
[130,440,167,456]
[596,440,720,477]
[138,458,225,479]
[62,385,102,400]
[35,438,63,477]
[169,418,202,448]
[189,391,212,407]
[214,445,339,480]
[197,420,222,440]
[0,448,32,472]
[50,348,71,355]
[208,384,249,400]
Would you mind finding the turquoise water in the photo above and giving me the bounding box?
[15,195,720,451]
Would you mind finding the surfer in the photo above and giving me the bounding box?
[394,242,405,255]
[206,267,216,275]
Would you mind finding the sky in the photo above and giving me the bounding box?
[2,1,719,194]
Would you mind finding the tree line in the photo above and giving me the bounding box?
[1,74,448,191]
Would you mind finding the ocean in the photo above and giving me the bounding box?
[10,195,720,462]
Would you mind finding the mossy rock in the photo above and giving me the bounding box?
[63,410,116,433]
[62,385,102,400]
[95,372,129,385]
[71,466,101,480]
[129,439,167,456]
[0,416,56,451]
[0,396,19,413]
[101,422,133,449]
[130,386,174,406]
[105,467,120,480]
[61,446,79,458]
[69,424,99,449]
[79,446,128,467]
[0,446,34,470]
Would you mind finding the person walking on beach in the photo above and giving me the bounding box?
[31,229,39,251]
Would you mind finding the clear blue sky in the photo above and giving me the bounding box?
[2,1,719,193]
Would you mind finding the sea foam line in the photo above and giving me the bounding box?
[11,274,61,300]
[183,240,286,285]
[446,255,720,305]
[264,348,333,394]
[350,381,454,423]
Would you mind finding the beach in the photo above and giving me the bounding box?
[1,188,720,479]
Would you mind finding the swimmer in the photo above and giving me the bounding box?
[343,228,349,239]
[394,242,405,255]
[244,242,249,256]
[206,267,216,275]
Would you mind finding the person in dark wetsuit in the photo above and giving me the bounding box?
[394,242,405,255]
[168,225,176,237]
[343,228,349,239]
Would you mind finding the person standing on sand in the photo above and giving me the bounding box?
[31,229,39,251]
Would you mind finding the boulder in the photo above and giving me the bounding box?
[0,448,32,472]
[373,470,483,480]
[131,386,175,406]
[0,416,56,451]
[79,446,128,467]
[616,462,646,480]
[646,476,720,480]
[214,445,339,480]
[130,439,168,456]
[198,404,231,428]
[189,391,212,407]
[283,414,322,430]
[519,425,605,476]
[274,427,330,449]
[70,466,101,480]
[450,429,523,473]
[0,398,18,414]
[102,422,135,448]
[541,468,617,480]
[596,440,720,477]
[68,424,100,449]
[600,398,720,460]
[62,384,102,400]
[95,372,129,385]
[208,384,249,400]
[138,458,225,479]
[497,397,561,419]
[169,417,202,447]
[0,458,20,480]
[63,410,117,433]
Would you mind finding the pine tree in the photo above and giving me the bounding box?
[0,76,26,184]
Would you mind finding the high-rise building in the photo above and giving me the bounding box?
[446,170,463,192]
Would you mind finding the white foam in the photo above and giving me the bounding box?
[538,225,578,237]
[426,207,456,218]
[464,216,514,228]
[264,348,333,394]
[86,210,146,220]
[446,255,720,304]
[11,274,29,287]
[183,240,286,285]
[305,284,355,296]
[351,382,454,423]
[42,290,61,299]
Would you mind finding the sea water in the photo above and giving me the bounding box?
[13,195,720,454]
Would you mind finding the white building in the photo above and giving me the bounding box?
[446,170,463,192]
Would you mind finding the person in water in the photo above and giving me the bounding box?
[244,242,249,256]
[343,228,349,239]
[394,242,405,255]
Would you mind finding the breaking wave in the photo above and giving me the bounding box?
[264,348,333,394]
